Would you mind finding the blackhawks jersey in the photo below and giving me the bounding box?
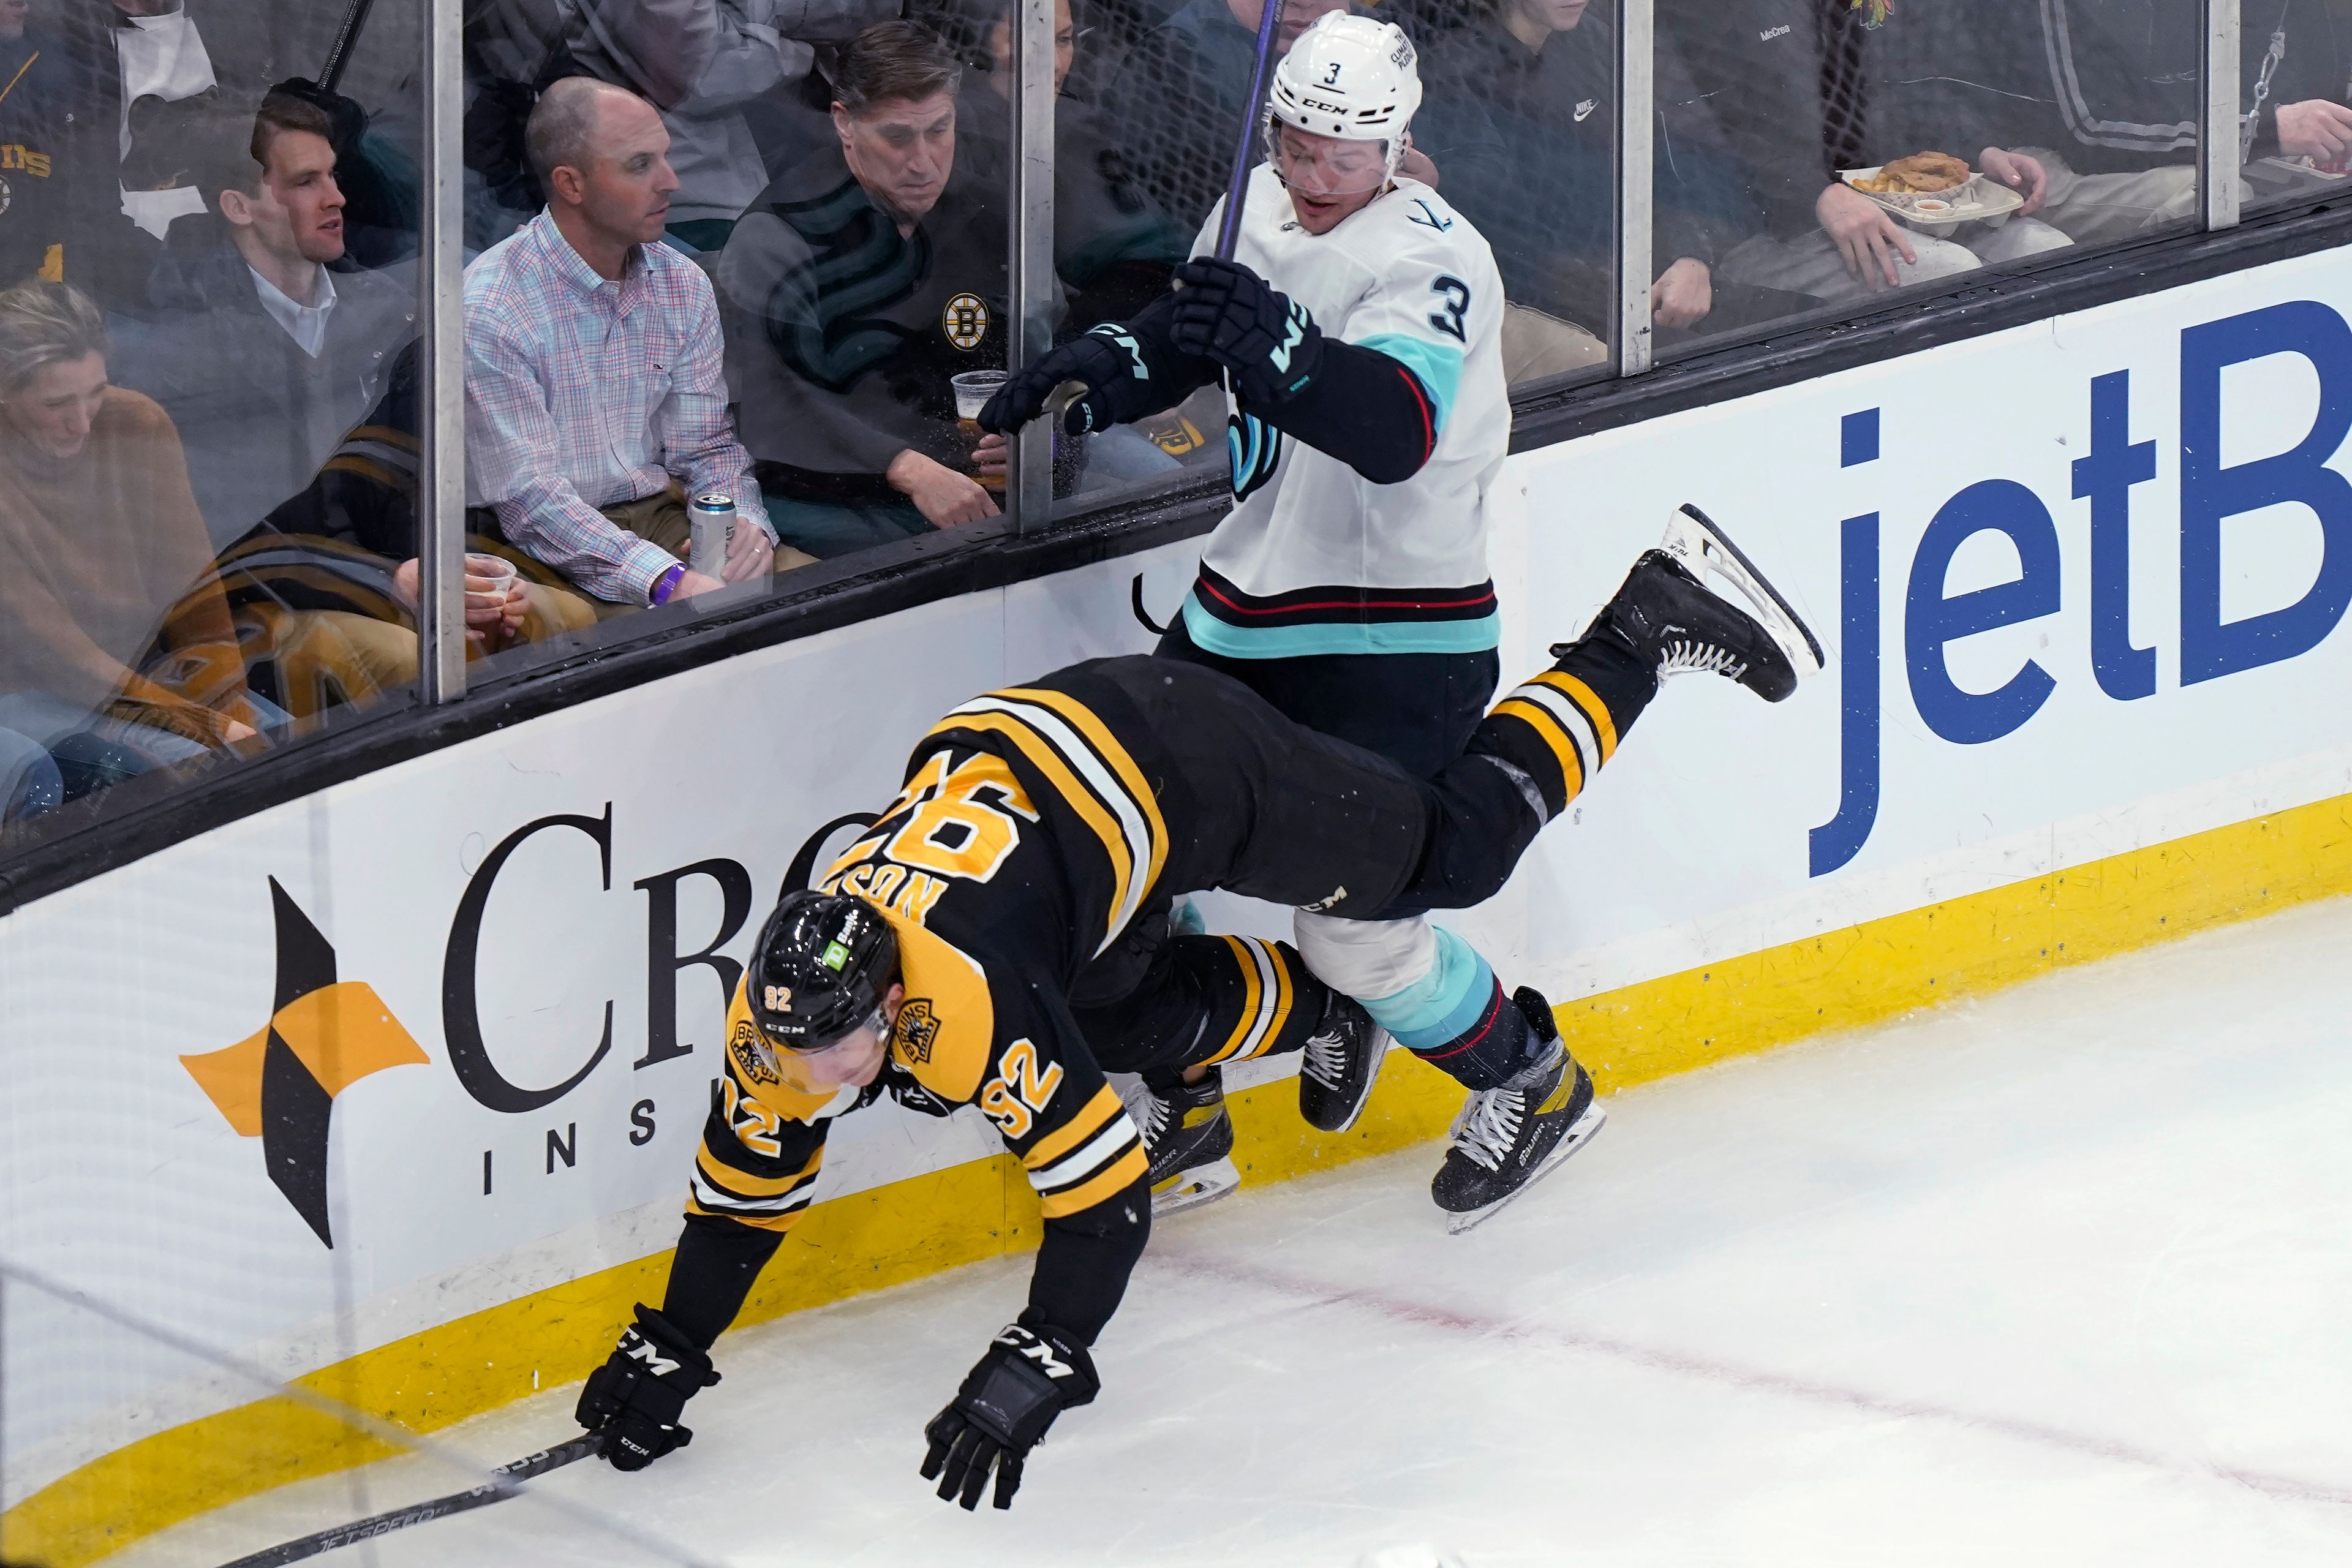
[1180,164,1511,661]
[690,674,1171,1236]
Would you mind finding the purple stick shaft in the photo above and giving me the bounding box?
[1213,0,1287,260]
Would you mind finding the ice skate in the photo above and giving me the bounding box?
[1298,992,1389,1134]
[1132,1068,1240,1216]
[1574,504,1825,702]
[1432,989,1606,1233]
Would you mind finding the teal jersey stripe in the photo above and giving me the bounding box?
[1361,927,1494,1052]
[1180,592,1501,658]
[1356,332,1464,437]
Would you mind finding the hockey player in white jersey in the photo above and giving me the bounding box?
[984,12,1821,1229]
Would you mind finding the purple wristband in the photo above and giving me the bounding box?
[649,562,687,606]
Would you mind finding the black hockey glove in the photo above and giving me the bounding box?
[978,326,1159,437]
[919,1321,1099,1510]
[1169,257,1325,405]
[575,1305,721,1472]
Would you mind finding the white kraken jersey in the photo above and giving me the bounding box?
[1180,164,1510,659]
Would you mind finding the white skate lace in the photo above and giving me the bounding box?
[1449,1085,1526,1173]
[1131,1084,1174,1151]
[1302,1027,1348,1089]
[1657,637,1746,682]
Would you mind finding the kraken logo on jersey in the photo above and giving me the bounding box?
[178,879,429,1246]
[1227,410,1284,502]
[943,292,989,350]
[894,997,942,1063]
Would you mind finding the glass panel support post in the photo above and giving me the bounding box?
[1615,0,1655,376]
[1009,0,1058,531]
[418,0,468,702]
[2203,0,2242,232]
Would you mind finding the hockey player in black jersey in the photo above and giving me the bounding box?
[575,505,1819,1509]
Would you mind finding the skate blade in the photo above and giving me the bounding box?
[1661,504,1825,683]
[1444,1102,1607,1235]
[1152,1156,1240,1217]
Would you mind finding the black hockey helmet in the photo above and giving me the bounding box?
[746,889,900,1051]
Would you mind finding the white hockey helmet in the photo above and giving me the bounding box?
[1266,12,1423,190]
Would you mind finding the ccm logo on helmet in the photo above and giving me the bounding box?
[1303,95,1347,114]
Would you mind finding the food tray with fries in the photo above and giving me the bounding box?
[1840,156,2024,234]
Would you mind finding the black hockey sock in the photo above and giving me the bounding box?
[1185,935,1331,1069]
[1409,976,1539,1091]
[1468,636,1654,820]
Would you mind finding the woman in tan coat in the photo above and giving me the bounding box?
[0,280,285,797]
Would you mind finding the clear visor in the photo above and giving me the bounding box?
[764,1006,889,1094]
[1268,121,1393,198]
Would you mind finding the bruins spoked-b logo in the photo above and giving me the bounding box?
[942,292,989,350]
[893,997,941,1063]
[179,880,428,1246]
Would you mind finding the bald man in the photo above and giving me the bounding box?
[464,78,809,613]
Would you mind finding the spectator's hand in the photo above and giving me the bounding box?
[676,568,728,599]
[1398,138,1440,188]
[1650,258,1713,328]
[394,556,524,638]
[221,719,258,746]
[973,431,1008,483]
[1817,183,1918,290]
[1978,147,2048,216]
[720,525,775,584]
[889,449,1000,529]
[2275,99,2352,167]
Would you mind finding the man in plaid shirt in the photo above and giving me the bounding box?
[465,77,806,611]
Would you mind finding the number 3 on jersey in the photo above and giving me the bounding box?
[1428,276,1471,343]
[883,751,1040,882]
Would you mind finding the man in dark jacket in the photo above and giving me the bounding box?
[1417,0,1749,373]
[715,21,1074,557]
[117,93,415,547]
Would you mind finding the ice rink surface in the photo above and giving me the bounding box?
[127,899,2352,1567]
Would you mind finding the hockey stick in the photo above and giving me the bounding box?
[1038,1,1287,427]
[215,1436,599,1568]
[319,0,378,93]
[1213,0,1287,262]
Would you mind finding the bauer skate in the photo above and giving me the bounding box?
[1431,989,1606,1233]
[1575,505,1825,702]
[1297,992,1389,1134]
[1132,1068,1240,1216]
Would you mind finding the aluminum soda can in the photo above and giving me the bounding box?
[688,492,735,577]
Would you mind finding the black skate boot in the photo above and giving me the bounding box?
[1575,505,1825,702]
[1132,1068,1239,1216]
[1431,989,1606,1234]
[1297,992,1389,1134]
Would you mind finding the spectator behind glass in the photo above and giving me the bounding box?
[717,20,1063,556]
[0,0,70,291]
[656,0,901,257]
[922,0,1192,325]
[0,279,279,800]
[117,93,416,551]
[1417,0,1746,379]
[465,75,802,614]
[1101,0,1354,233]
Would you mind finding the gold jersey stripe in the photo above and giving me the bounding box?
[1493,696,1587,802]
[1038,1143,1149,1218]
[695,1144,821,1198]
[1200,935,1265,1065]
[1534,670,1618,761]
[1022,1083,1126,1170]
[995,685,1169,894]
[925,708,1138,945]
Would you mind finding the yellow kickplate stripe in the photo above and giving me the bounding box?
[12,790,2352,1565]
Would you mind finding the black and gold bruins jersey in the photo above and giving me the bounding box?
[690,670,1177,1233]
